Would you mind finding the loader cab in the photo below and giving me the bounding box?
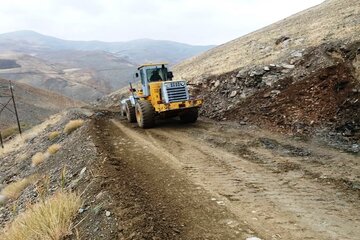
[136,63,173,97]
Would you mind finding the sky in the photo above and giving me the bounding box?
[0,0,324,45]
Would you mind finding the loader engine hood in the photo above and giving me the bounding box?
[161,80,189,103]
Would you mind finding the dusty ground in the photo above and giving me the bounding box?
[1,108,359,239]
[75,112,251,239]
[72,111,360,240]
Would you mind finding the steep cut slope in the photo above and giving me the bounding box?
[0,78,83,130]
[174,0,360,152]
[174,0,360,80]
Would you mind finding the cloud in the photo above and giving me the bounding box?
[0,0,324,45]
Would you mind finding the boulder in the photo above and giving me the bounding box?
[270,90,281,96]
[246,237,262,240]
[275,36,290,45]
[291,50,303,58]
[229,91,237,98]
[105,210,111,217]
[0,195,7,205]
[281,64,295,69]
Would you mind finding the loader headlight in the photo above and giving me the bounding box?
[180,82,186,87]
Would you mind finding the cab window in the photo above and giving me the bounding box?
[146,67,168,82]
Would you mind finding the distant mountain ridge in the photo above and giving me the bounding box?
[0,30,214,102]
[0,30,214,64]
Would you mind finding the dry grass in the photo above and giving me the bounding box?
[47,144,61,155]
[0,191,81,240]
[1,123,30,139]
[174,0,360,80]
[31,144,60,167]
[0,114,62,157]
[0,176,36,200]
[31,152,49,167]
[64,119,84,134]
[48,131,60,140]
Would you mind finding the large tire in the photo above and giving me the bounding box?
[125,100,136,123]
[179,108,199,123]
[135,100,155,128]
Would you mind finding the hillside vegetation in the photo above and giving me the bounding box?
[174,0,360,80]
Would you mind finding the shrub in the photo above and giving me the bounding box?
[0,177,35,200]
[64,119,84,134]
[31,152,49,167]
[2,123,30,139]
[47,144,61,155]
[48,131,60,140]
[0,191,81,240]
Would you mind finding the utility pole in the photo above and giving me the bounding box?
[0,80,22,148]
[9,81,21,134]
[0,131,3,149]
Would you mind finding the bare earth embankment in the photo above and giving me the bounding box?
[173,0,360,152]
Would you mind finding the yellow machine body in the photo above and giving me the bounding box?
[136,82,203,113]
[123,63,203,128]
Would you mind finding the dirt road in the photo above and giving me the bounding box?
[87,112,360,240]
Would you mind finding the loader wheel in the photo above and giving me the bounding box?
[135,100,155,128]
[125,100,136,123]
[180,108,198,123]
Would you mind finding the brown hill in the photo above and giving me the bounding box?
[0,78,83,131]
[174,0,360,80]
[0,52,117,102]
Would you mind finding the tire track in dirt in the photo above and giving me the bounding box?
[85,115,255,239]
[111,118,360,240]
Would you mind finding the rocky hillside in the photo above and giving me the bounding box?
[0,78,83,130]
[173,0,360,152]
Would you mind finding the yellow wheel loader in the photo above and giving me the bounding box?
[122,63,203,128]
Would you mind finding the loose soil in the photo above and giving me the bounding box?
[77,112,250,239]
[76,111,360,240]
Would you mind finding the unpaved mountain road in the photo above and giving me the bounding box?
[87,112,360,240]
